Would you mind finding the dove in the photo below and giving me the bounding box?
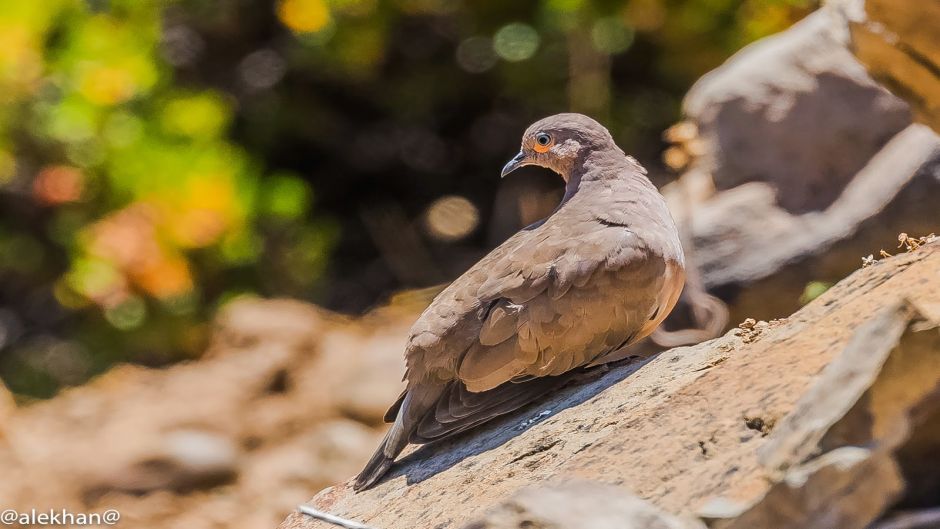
[354,113,685,491]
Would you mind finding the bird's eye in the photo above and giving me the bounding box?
[534,133,552,152]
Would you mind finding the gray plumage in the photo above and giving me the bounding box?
[355,113,685,491]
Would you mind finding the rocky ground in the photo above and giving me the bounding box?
[0,299,413,529]
[283,240,940,529]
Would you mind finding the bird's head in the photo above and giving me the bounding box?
[501,113,617,180]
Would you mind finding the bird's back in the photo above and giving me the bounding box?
[404,163,684,391]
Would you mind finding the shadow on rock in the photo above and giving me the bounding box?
[389,355,659,486]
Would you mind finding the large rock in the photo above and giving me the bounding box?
[833,0,940,134]
[652,5,938,347]
[664,123,940,327]
[705,298,940,529]
[681,8,910,212]
[282,242,940,529]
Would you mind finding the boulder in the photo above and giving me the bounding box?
[654,6,937,346]
[832,0,940,134]
[661,123,940,334]
[462,482,702,529]
[680,8,911,213]
[282,242,940,529]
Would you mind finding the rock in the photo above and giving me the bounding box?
[655,5,937,347]
[681,8,910,212]
[715,447,903,529]
[832,0,940,134]
[239,419,383,526]
[207,297,329,355]
[870,509,940,529]
[0,299,414,529]
[706,294,940,529]
[0,379,13,426]
[328,327,409,425]
[0,380,16,483]
[758,303,913,473]
[281,243,940,529]
[461,482,704,529]
[669,123,940,324]
[90,429,240,497]
[333,370,403,426]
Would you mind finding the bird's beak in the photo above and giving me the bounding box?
[500,151,529,178]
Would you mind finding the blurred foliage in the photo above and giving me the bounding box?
[0,0,813,398]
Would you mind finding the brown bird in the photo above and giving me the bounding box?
[354,113,685,491]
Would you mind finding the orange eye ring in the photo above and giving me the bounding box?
[533,132,552,153]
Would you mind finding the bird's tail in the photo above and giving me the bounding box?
[353,384,443,491]
[353,429,397,492]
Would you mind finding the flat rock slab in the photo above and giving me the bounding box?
[282,243,940,529]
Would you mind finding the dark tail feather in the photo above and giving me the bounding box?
[353,384,444,492]
[383,390,406,423]
[354,430,396,491]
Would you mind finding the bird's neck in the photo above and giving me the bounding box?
[555,149,681,265]
[560,171,583,204]
[559,146,649,204]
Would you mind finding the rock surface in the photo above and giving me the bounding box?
[833,0,940,134]
[681,7,910,213]
[0,298,414,529]
[282,242,940,529]
[708,298,940,529]
[463,482,702,529]
[671,123,940,324]
[660,1,940,331]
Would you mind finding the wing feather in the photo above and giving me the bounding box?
[405,221,666,395]
[412,374,574,443]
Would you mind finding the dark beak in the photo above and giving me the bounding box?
[500,151,528,178]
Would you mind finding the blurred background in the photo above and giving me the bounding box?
[0,0,815,398]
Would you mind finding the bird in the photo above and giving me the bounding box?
[354,113,685,491]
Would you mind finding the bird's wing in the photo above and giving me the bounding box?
[406,224,665,393]
[458,228,664,391]
[395,224,668,444]
[410,374,575,443]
